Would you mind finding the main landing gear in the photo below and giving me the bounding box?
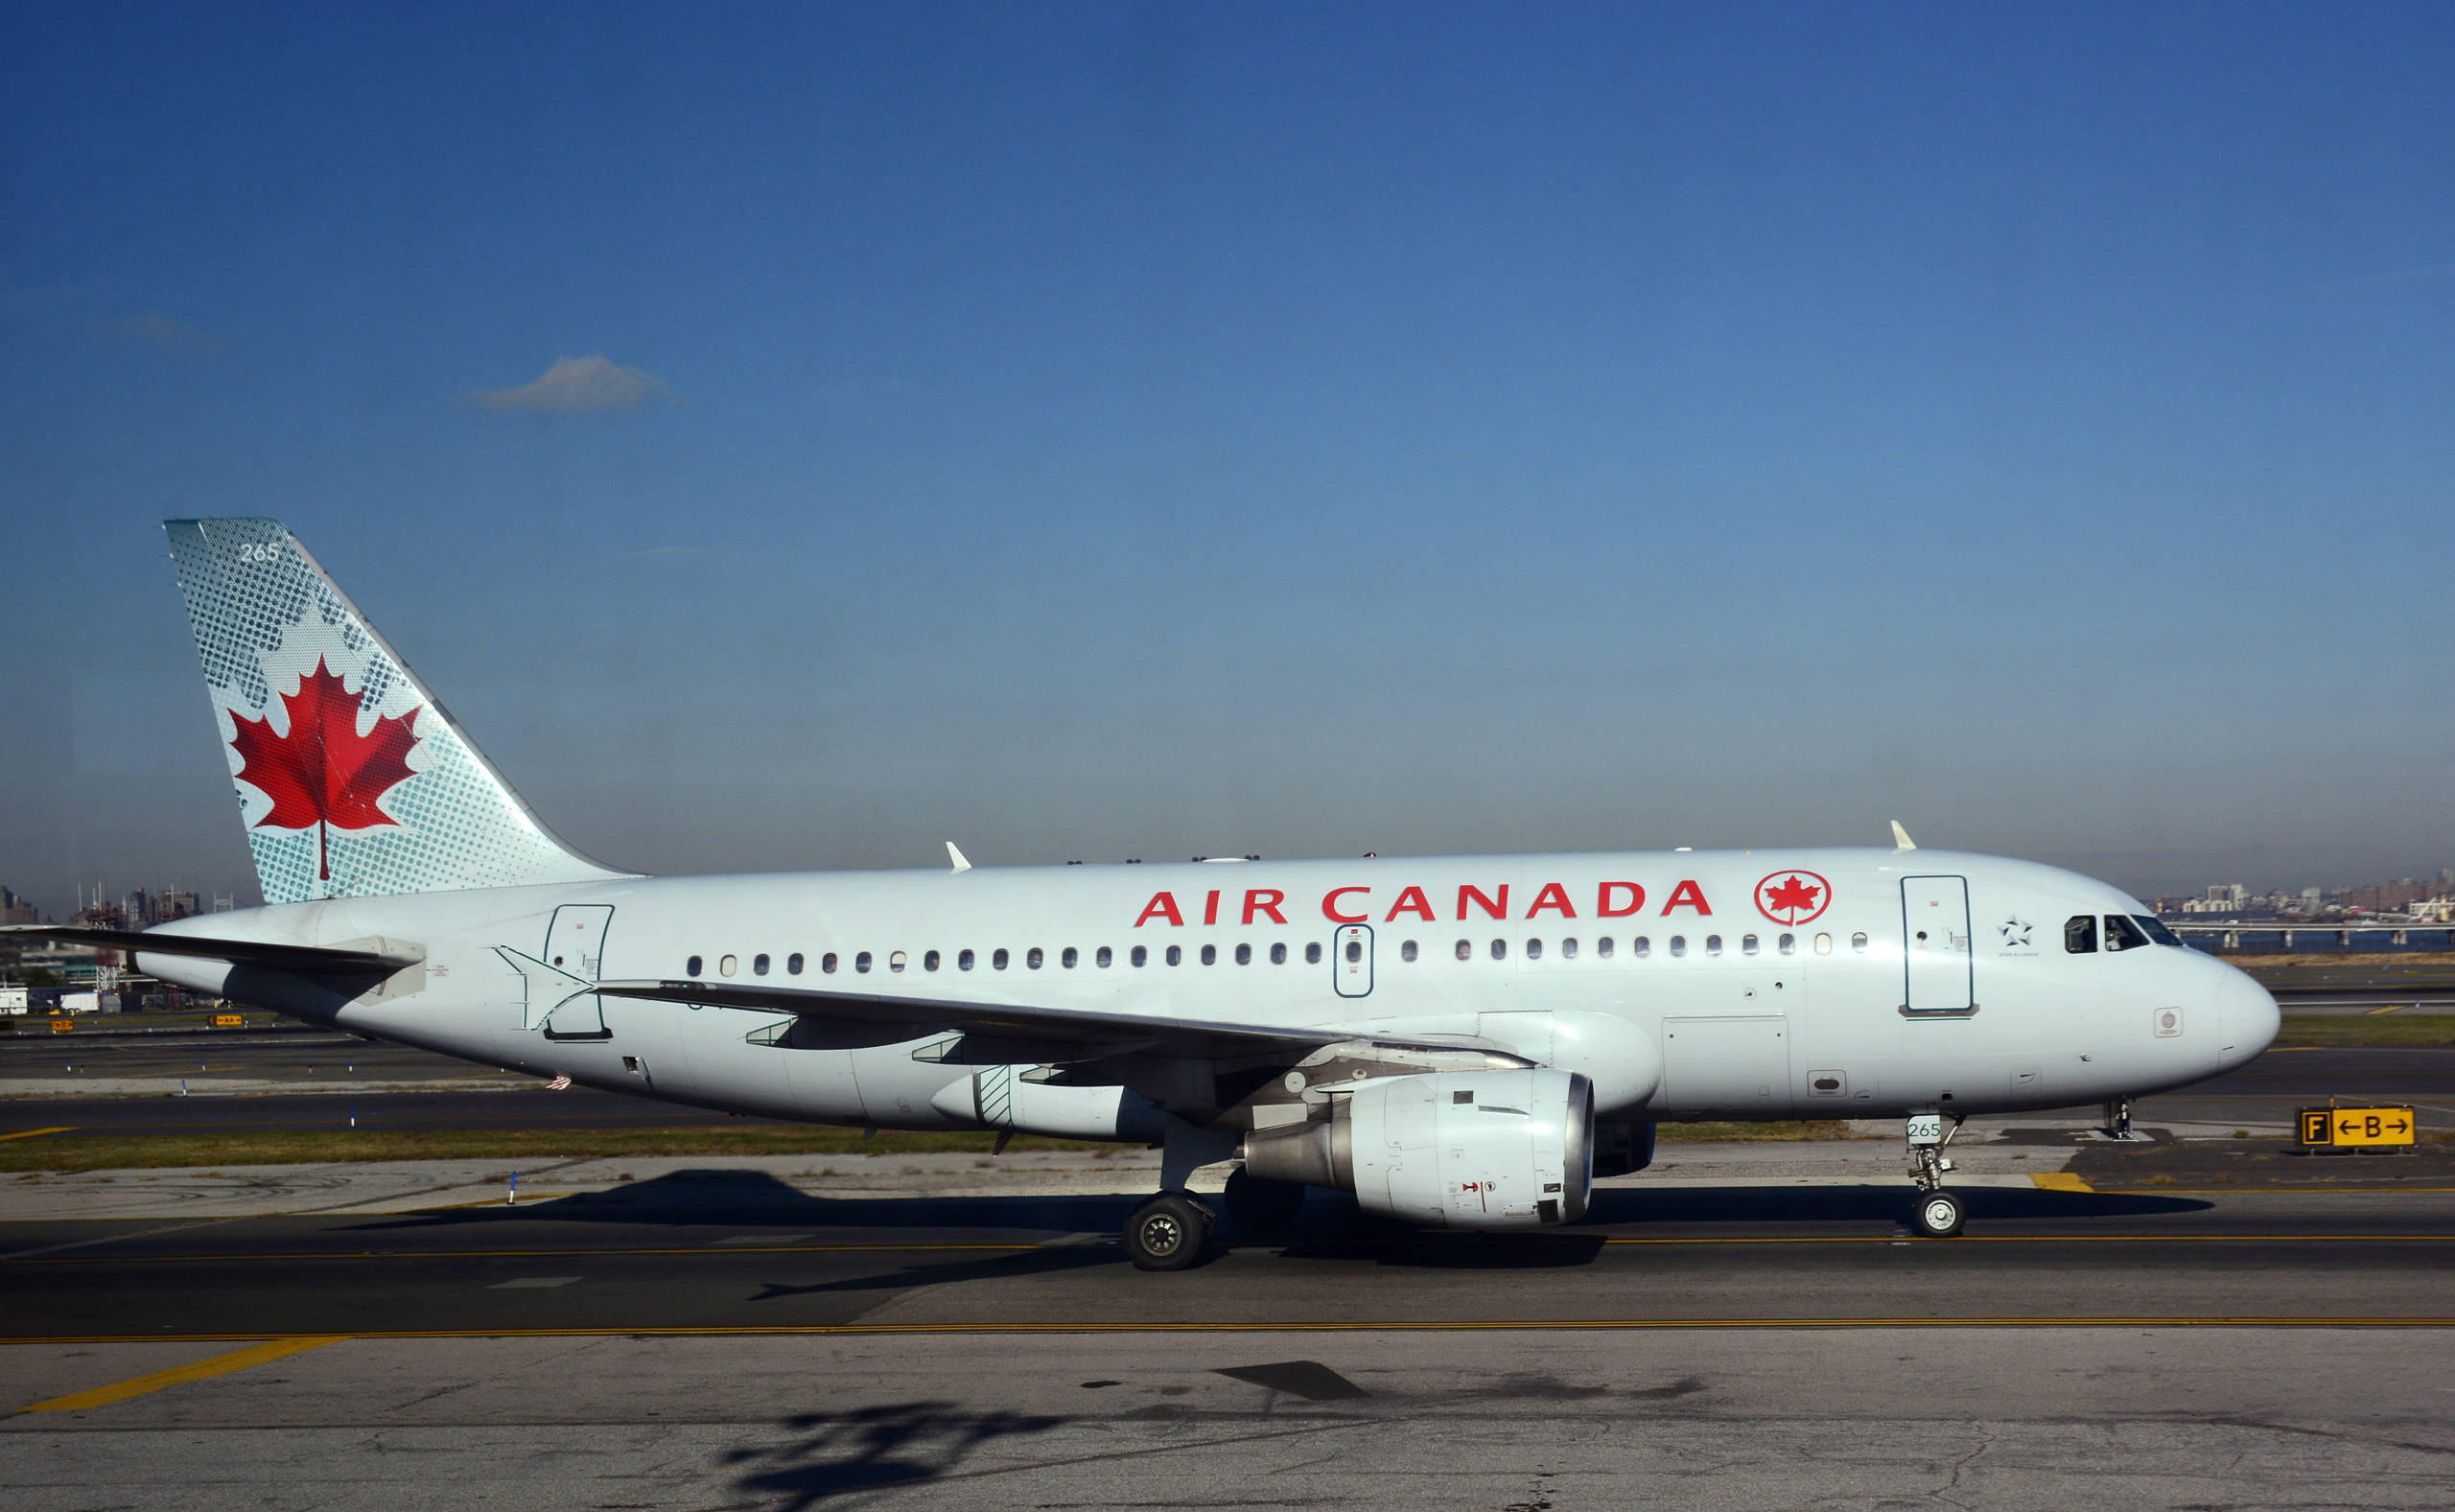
[1123,1191,1213,1271]
[1906,1110,1968,1238]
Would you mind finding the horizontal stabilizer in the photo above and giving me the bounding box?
[593,977,1472,1062]
[1,924,422,975]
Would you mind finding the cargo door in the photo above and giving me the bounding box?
[1902,876,1975,1013]
[541,904,614,1040]
[1660,1015,1792,1115]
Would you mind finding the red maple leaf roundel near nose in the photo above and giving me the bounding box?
[1755,870,1832,926]
[227,657,422,881]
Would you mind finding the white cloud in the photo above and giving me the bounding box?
[108,310,225,353]
[464,354,671,414]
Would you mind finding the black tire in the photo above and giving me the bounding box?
[1221,1167,1307,1233]
[1910,1189,1966,1239]
[1124,1193,1209,1271]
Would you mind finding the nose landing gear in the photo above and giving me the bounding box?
[1905,1110,1968,1238]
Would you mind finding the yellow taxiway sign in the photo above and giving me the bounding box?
[2300,1106,2416,1148]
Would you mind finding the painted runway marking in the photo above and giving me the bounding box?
[15,1335,344,1413]
[0,1127,73,1142]
[2028,1173,2094,1192]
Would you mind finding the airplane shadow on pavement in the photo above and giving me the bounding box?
[342,1168,2214,1275]
[722,1400,1072,1509]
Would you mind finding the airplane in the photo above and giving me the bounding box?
[10,519,2281,1268]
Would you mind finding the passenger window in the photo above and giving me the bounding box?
[853,952,872,974]
[1131,945,1147,967]
[753,953,771,976]
[2065,916,2097,954]
[786,952,805,975]
[993,948,1010,970]
[1028,947,1044,969]
[1401,940,1417,962]
[1201,944,1217,965]
[1455,939,1472,962]
[2135,915,2183,947]
[686,954,703,976]
[1669,936,1686,958]
[1742,935,1758,957]
[889,950,907,973]
[1525,939,1543,961]
[1597,937,1614,959]
[1235,943,1251,965]
[1778,933,1794,956]
[1813,933,1831,955]
[1062,947,1078,968]
[1345,940,1362,964]
[1705,935,1722,957]
[719,954,738,977]
[924,949,940,971]
[1096,945,1112,967]
[823,952,839,974]
[1633,936,1651,958]
[958,948,974,971]
[1271,942,1288,965]
[2104,915,2149,953]
[1166,944,1182,965]
[1562,938,1578,959]
[1490,939,1507,961]
[1306,942,1322,965]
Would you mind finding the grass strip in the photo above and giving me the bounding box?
[0,1118,1865,1174]
[2272,1013,2455,1047]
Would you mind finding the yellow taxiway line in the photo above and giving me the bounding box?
[0,1128,73,1143]
[9,1232,2455,1268]
[15,1336,344,1413]
[6,1318,2454,1354]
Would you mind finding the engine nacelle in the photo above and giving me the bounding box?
[1242,1068,1593,1229]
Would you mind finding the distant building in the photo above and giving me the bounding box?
[0,887,35,926]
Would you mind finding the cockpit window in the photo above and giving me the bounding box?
[2064,915,2096,953]
[2103,915,2150,952]
[2134,915,2183,947]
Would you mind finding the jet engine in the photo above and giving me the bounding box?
[1241,1068,1593,1229]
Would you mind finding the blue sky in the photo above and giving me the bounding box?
[3,3,2450,911]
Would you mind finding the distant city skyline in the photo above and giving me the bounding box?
[3,6,2450,906]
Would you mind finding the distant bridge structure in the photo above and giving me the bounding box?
[2166,922,2455,954]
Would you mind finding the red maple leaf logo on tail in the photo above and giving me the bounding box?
[228,658,421,881]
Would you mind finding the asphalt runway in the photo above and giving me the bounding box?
[4,1179,2453,1509]
[7,1013,2450,1506]
[1,1023,524,1086]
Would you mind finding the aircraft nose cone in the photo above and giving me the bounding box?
[2217,969,2280,1068]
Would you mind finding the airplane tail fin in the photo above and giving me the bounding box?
[163,519,632,904]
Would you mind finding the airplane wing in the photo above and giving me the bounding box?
[591,976,1475,1062]
[0,924,421,975]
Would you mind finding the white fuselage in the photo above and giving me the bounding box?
[141,848,2280,1136]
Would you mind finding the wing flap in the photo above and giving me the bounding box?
[591,977,1445,1060]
